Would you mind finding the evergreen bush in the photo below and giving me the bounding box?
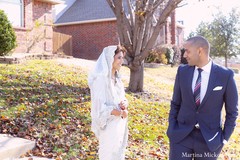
[0,10,17,56]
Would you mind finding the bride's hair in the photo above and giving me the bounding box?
[114,45,126,56]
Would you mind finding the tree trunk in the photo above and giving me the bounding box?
[127,63,144,92]
[225,53,228,67]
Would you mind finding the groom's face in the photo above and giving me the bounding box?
[183,42,201,67]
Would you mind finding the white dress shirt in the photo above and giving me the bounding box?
[192,60,212,103]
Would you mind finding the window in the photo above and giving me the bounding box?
[0,0,24,27]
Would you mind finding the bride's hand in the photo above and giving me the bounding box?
[119,100,128,110]
[121,110,128,118]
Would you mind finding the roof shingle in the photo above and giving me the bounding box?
[55,0,116,24]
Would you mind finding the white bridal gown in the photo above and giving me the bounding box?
[88,46,128,160]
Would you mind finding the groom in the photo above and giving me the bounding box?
[167,36,238,159]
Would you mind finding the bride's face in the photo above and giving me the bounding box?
[112,51,124,71]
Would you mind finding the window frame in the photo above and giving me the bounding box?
[0,0,24,27]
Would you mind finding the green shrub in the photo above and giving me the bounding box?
[165,46,174,64]
[145,44,172,64]
[145,50,162,63]
[0,10,17,56]
[160,53,168,64]
[231,68,239,74]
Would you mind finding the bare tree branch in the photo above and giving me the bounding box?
[106,0,185,92]
[140,0,182,61]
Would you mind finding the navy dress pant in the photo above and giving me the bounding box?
[169,128,223,160]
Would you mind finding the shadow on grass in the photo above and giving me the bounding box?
[0,69,98,159]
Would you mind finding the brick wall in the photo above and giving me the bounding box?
[54,19,184,60]
[13,0,54,54]
[54,21,119,60]
[176,26,184,46]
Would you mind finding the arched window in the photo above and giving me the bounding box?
[0,0,24,27]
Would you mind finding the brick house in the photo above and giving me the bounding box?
[0,0,61,54]
[54,0,184,60]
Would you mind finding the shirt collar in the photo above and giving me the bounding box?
[195,60,212,73]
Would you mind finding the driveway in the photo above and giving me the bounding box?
[56,58,96,71]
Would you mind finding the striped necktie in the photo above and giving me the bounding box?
[194,68,203,107]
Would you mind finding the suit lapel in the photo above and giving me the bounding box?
[199,63,218,109]
[187,67,195,105]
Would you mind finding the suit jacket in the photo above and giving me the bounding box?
[167,62,238,152]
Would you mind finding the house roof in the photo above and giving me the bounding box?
[55,0,116,25]
[37,0,63,5]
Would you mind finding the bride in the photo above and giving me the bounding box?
[88,45,128,160]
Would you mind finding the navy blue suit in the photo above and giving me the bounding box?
[167,62,238,154]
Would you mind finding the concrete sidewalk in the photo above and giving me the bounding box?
[0,134,35,160]
[0,134,56,160]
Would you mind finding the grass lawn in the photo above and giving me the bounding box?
[0,59,239,159]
